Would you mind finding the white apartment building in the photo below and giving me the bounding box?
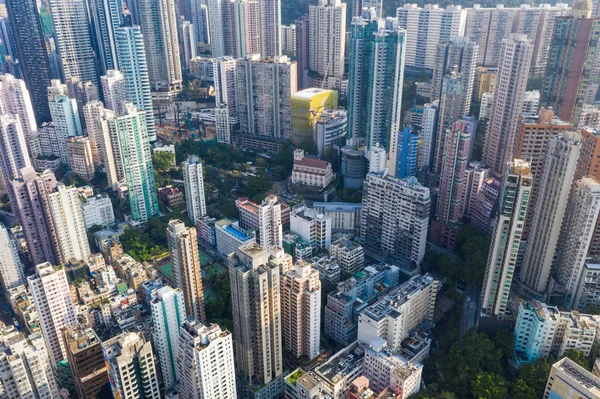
[481,159,532,318]
[213,57,238,117]
[258,195,283,249]
[291,149,335,189]
[329,237,364,275]
[47,183,91,263]
[82,100,105,166]
[360,172,430,268]
[362,338,423,397]
[100,70,127,116]
[66,136,95,181]
[556,178,600,309]
[357,274,438,352]
[102,332,160,399]
[48,80,82,164]
[81,194,115,230]
[479,92,494,121]
[396,4,467,70]
[309,0,346,80]
[0,330,60,399]
[215,106,231,144]
[27,262,77,368]
[482,34,532,177]
[179,21,197,70]
[236,54,297,139]
[234,0,261,57]
[313,202,361,233]
[150,286,186,390]
[291,205,332,250]
[0,224,24,292]
[182,155,207,223]
[545,358,600,398]
[0,115,31,182]
[575,263,600,310]
[521,133,581,296]
[418,102,438,171]
[0,74,37,141]
[281,260,321,360]
[281,24,296,54]
[522,90,540,115]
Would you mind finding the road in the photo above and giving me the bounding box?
[460,284,479,338]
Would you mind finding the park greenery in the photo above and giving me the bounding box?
[203,266,233,332]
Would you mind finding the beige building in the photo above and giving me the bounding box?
[544,358,600,398]
[281,260,321,360]
[66,136,95,181]
[291,149,335,189]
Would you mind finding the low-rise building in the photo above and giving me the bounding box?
[291,149,335,189]
[196,215,217,246]
[544,358,600,399]
[158,186,185,209]
[311,256,341,285]
[66,136,95,181]
[81,194,115,230]
[214,218,256,256]
[313,202,361,233]
[329,237,364,275]
[290,205,332,250]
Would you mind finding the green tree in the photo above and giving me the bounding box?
[564,349,590,369]
[492,329,514,361]
[152,151,175,172]
[220,202,239,219]
[517,357,553,397]
[470,373,508,399]
[511,378,537,399]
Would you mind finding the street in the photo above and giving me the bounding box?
[460,284,479,338]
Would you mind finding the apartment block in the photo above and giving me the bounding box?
[544,358,600,398]
[215,218,256,256]
[329,237,365,275]
[290,204,332,250]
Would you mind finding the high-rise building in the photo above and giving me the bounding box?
[115,18,156,141]
[433,117,475,248]
[48,80,83,164]
[0,223,24,292]
[150,286,185,390]
[84,104,124,186]
[480,159,532,318]
[308,0,346,83]
[191,1,210,46]
[396,4,467,70]
[179,20,197,70]
[6,0,52,123]
[206,0,228,57]
[544,358,600,398]
[295,15,310,89]
[259,0,282,57]
[576,128,600,257]
[88,0,124,75]
[522,90,541,115]
[360,172,430,271]
[290,88,338,145]
[541,2,600,126]
[237,196,292,232]
[281,24,296,54]
[0,115,31,184]
[347,15,406,172]
[182,155,207,224]
[0,74,38,141]
[257,195,283,248]
[167,220,207,323]
[555,178,600,309]
[418,101,439,172]
[395,125,419,179]
[47,183,91,263]
[213,57,238,118]
[177,320,237,399]
[102,332,161,399]
[49,0,98,87]
[138,0,183,94]
[236,54,297,140]
[520,133,582,296]
[430,37,478,116]
[229,243,285,394]
[10,167,58,266]
[233,0,261,57]
[66,137,95,181]
[281,260,321,360]
[290,205,332,250]
[100,70,127,116]
[116,104,159,222]
[28,262,77,368]
[482,34,532,177]
[62,324,110,399]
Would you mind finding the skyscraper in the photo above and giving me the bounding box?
[115,18,156,141]
[432,72,464,174]
[100,70,127,116]
[418,101,439,172]
[47,183,91,264]
[150,286,186,390]
[0,115,31,182]
[167,220,207,323]
[48,80,83,164]
[213,57,238,118]
[5,0,52,123]
[138,0,183,93]
[102,332,161,399]
[28,262,77,368]
[482,34,532,177]
[308,0,346,84]
[236,54,297,139]
[191,0,210,46]
[541,1,600,126]
[88,0,124,75]
[182,155,207,224]
[347,15,406,172]
[62,324,111,399]
[229,243,284,394]
[555,178,600,309]
[0,74,38,141]
[0,223,24,292]
[10,167,58,266]
[360,172,430,270]
[258,194,283,248]
[520,133,582,296]
[179,20,197,70]
[49,0,98,87]
[430,37,478,115]
[481,159,532,318]
[234,0,261,57]
[177,320,237,399]
[116,104,159,222]
[259,0,282,57]
[281,260,321,360]
[295,15,310,89]
[395,125,419,179]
